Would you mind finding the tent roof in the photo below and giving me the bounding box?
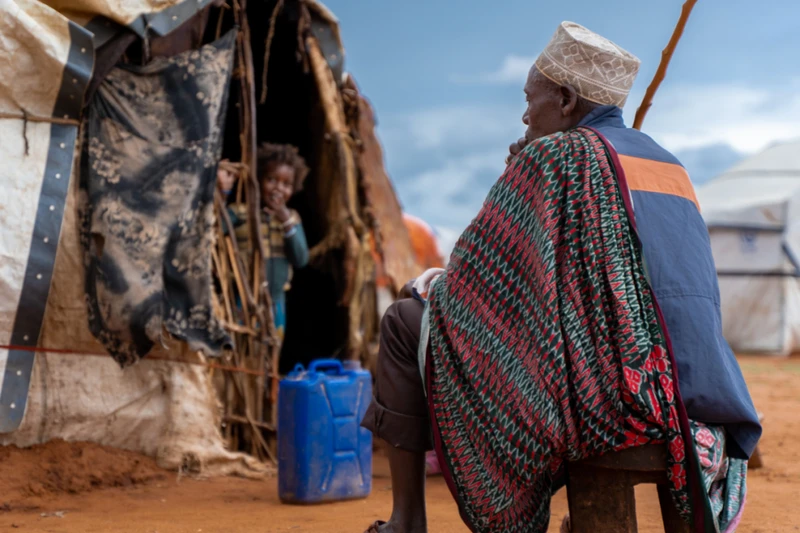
[698,139,800,229]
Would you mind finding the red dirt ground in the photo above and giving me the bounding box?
[0,355,798,532]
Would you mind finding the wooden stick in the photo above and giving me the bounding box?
[228,351,274,461]
[632,0,698,131]
[220,321,258,336]
[215,1,227,41]
[224,413,276,432]
[252,251,261,305]
[232,0,278,351]
[226,236,251,319]
[253,338,264,426]
[211,245,234,320]
[209,289,224,324]
[217,197,259,312]
[223,356,233,441]
[213,0,286,458]
[237,0,263,432]
[0,112,80,126]
[259,0,285,104]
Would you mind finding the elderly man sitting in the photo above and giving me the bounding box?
[361,22,761,533]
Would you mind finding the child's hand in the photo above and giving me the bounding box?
[263,192,291,223]
[217,159,236,194]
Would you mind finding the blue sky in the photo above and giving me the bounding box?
[324,0,800,232]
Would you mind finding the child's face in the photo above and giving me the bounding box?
[261,164,295,206]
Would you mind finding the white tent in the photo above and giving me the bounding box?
[697,140,800,355]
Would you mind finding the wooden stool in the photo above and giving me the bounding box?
[566,444,690,533]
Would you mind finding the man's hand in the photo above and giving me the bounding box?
[505,136,529,165]
[398,280,415,300]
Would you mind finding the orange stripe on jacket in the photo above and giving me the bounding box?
[618,155,700,210]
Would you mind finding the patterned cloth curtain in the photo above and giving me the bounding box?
[80,31,235,367]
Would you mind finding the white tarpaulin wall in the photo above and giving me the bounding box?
[698,140,800,355]
[0,0,266,476]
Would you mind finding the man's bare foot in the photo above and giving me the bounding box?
[364,519,427,533]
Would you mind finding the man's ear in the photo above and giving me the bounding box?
[560,85,578,116]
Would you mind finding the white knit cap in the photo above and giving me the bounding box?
[534,22,641,107]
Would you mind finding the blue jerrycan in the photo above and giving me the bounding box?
[278,359,372,503]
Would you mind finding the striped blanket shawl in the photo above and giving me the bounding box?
[420,128,746,532]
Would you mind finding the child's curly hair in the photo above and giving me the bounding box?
[256,142,309,193]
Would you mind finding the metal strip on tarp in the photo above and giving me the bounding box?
[0,21,94,433]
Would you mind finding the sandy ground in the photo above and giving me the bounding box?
[1,355,798,533]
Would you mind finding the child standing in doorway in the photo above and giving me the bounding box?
[230,143,310,340]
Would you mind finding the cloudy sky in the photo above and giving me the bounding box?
[324,0,800,233]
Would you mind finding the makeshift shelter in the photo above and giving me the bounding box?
[0,0,418,469]
[697,139,800,355]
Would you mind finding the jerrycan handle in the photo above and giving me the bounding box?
[308,359,344,375]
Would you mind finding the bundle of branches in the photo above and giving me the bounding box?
[211,184,277,462]
[208,0,280,463]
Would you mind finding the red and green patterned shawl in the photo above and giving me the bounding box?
[424,128,717,532]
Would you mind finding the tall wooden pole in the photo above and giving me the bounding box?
[633,0,698,130]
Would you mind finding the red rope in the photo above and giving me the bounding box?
[0,344,267,377]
